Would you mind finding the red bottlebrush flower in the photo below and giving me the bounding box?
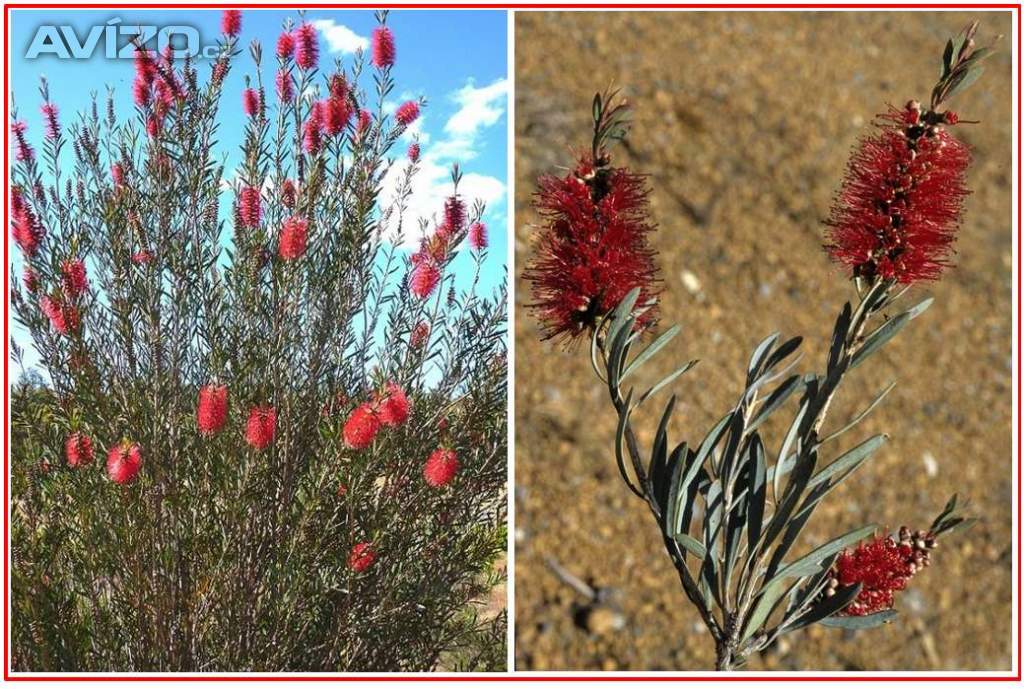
[293,23,319,71]
[245,406,277,450]
[343,403,380,450]
[197,384,229,435]
[65,433,94,468]
[278,216,309,260]
[242,87,261,118]
[40,102,60,140]
[825,105,971,284]
[468,221,488,251]
[377,382,410,427]
[107,441,142,485]
[211,57,229,85]
[395,100,420,127]
[145,113,162,138]
[280,178,297,209]
[329,72,349,101]
[324,96,352,137]
[221,9,242,37]
[276,31,295,60]
[524,154,662,344]
[444,196,466,234]
[275,69,294,102]
[111,162,124,186]
[410,260,441,299]
[134,48,157,85]
[356,109,372,138]
[40,295,78,336]
[407,142,420,163]
[10,120,34,163]
[303,102,324,155]
[132,250,154,265]
[348,542,376,572]
[410,321,429,348]
[437,416,449,432]
[133,77,153,107]
[371,26,396,68]
[831,528,936,616]
[61,259,88,298]
[22,267,38,293]
[423,448,459,487]
[238,185,262,228]
[11,187,42,257]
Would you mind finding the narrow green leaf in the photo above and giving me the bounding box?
[747,435,767,552]
[819,381,896,446]
[819,610,898,629]
[620,324,680,382]
[675,533,706,559]
[636,359,698,406]
[763,525,876,591]
[808,435,887,490]
[748,375,803,432]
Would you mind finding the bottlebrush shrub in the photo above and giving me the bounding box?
[9,10,507,672]
[523,25,991,671]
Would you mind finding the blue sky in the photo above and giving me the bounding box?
[7,8,508,378]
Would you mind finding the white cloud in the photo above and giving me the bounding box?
[444,78,508,138]
[311,20,369,55]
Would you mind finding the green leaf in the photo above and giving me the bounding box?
[763,525,876,591]
[620,324,681,382]
[746,435,767,552]
[674,533,706,559]
[614,388,643,498]
[748,375,804,432]
[849,312,912,369]
[747,332,779,383]
[636,359,698,406]
[819,610,898,629]
[741,578,791,642]
[944,65,985,103]
[819,381,896,446]
[808,434,887,490]
[785,583,862,631]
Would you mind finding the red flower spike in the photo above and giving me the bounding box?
[280,179,297,209]
[11,186,42,257]
[107,441,142,485]
[276,31,295,60]
[371,26,396,68]
[238,186,262,229]
[278,216,309,260]
[395,100,420,127]
[197,384,229,435]
[423,448,459,487]
[410,260,441,299]
[245,406,277,450]
[22,267,38,293]
[221,10,242,37]
[348,542,376,572]
[40,295,79,336]
[468,221,488,252]
[40,102,60,141]
[356,110,372,139]
[324,96,352,137]
[242,88,261,118]
[65,433,94,468]
[407,142,420,163]
[294,23,319,71]
[61,259,88,298]
[303,102,324,155]
[377,382,410,427]
[410,321,429,348]
[343,403,380,449]
[444,196,466,234]
[825,106,971,284]
[525,154,662,344]
[275,70,294,102]
[10,120,34,163]
[830,528,937,616]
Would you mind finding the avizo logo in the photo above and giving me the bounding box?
[24,18,224,60]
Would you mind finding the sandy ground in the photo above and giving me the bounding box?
[513,11,1014,671]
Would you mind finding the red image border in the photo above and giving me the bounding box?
[3,1,1020,681]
